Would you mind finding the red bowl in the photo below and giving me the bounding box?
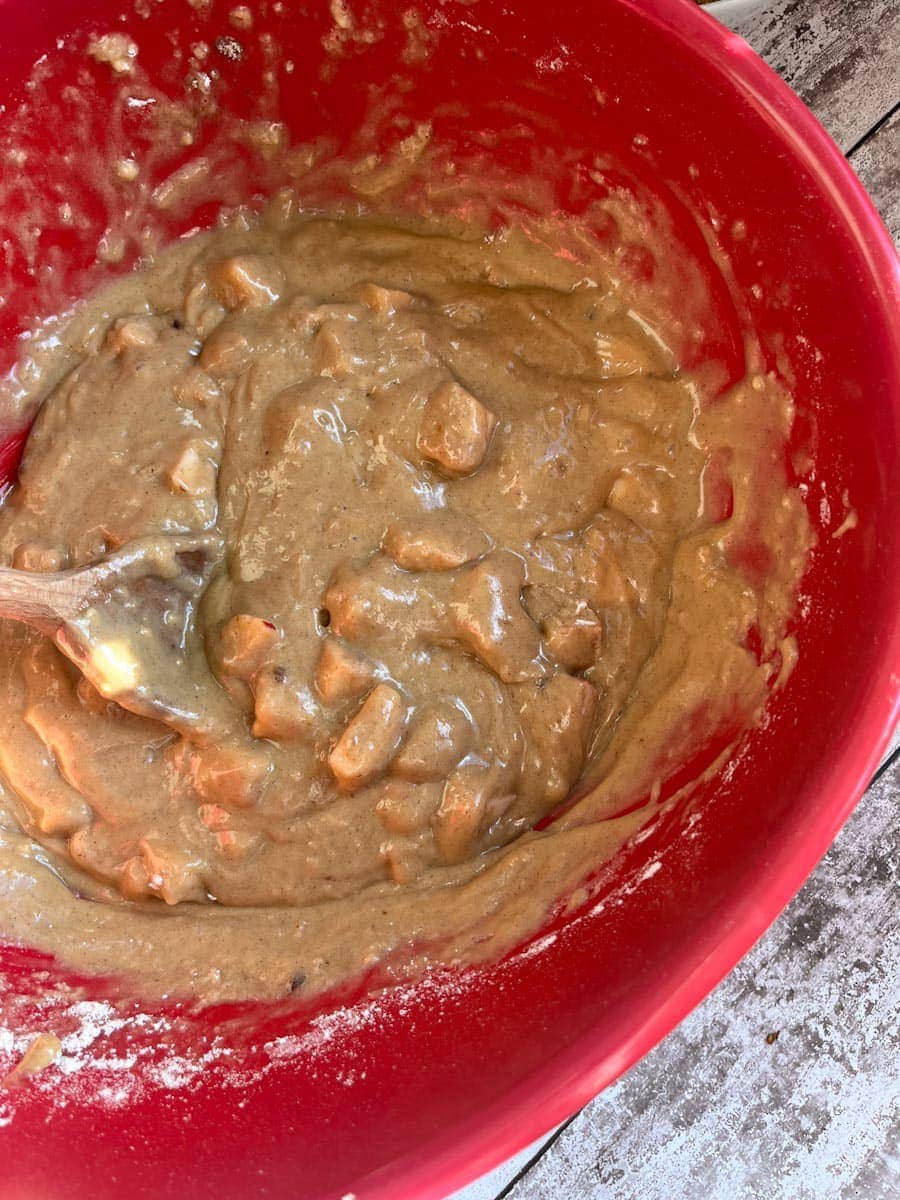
[1,2,898,1198]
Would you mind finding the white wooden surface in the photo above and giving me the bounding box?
[452,2,900,1196]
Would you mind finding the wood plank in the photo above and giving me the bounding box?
[503,756,900,1200]
[849,109,900,240]
[734,0,900,151]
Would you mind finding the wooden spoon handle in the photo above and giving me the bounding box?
[0,567,87,632]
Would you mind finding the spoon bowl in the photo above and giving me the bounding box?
[0,533,230,741]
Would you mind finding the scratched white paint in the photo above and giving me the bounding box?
[705,0,768,29]
[732,0,900,152]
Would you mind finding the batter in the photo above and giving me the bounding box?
[0,214,812,1001]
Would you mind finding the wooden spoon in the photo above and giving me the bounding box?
[0,533,233,743]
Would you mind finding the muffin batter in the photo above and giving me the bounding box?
[0,215,812,1000]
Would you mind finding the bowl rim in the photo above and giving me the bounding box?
[0,2,897,1196]
[360,2,900,1197]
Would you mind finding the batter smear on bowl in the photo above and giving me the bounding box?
[0,214,812,1001]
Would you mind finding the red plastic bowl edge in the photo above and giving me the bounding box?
[350,5,900,1199]
[0,4,897,1197]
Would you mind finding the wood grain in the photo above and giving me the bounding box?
[733,0,900,152]
[850,109,900,240]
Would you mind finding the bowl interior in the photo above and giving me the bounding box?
[0,2,898,1198]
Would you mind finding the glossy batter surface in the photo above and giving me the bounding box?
[0,215,812,1001]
